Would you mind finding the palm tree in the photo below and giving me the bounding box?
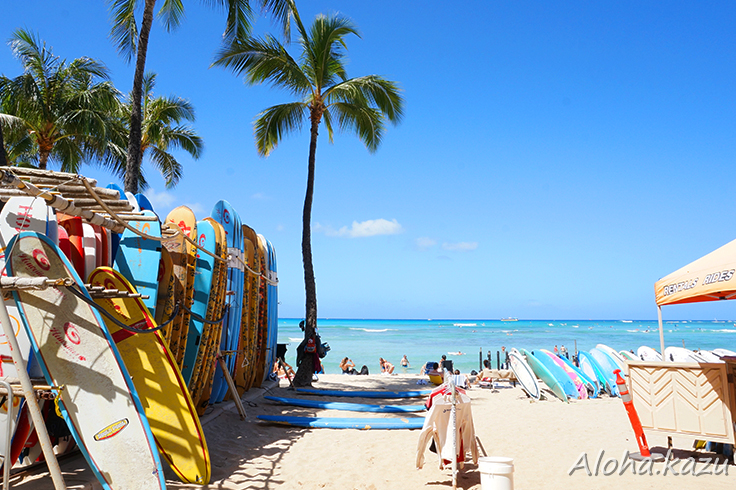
[107,72,203,189]
[107,0,294,193]
[0,29,122,171]
[213,12,404,386]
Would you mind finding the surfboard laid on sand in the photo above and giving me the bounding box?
[257,415,425,429]
[518,349,568,403]
[264,396,426,413]
[295,388,432,399]
[507,350,540,400]
[8,231,165,490]
[88,267,210,484]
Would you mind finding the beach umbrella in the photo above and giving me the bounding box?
[654,238,736,356]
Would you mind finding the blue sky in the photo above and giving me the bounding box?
[3,2,736,320]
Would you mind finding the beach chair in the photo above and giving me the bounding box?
[428,373,444,385]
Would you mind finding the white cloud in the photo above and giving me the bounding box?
[416,237,437,250]
[442,241,478,252]
[184,202,205,215]
[251,192,268,200]
[315,218,404,238]
[144,188,176,209]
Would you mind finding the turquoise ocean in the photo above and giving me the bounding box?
[277,318,736,375]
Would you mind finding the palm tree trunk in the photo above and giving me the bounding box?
[0,124,7,167]
[293,116,320,387]
[125,0,156,194]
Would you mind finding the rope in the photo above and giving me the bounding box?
[78,177,226,264]
[178,301,228,325]
[63,285,167,334]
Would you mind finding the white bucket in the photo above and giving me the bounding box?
[478,456,514,490]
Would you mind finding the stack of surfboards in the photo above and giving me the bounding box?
[0,189,280,487]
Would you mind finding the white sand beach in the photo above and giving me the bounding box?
[8,373,736,489]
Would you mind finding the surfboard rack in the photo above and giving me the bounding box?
[84,285,149,300]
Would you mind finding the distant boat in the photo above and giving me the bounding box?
[501,317,518,322]
[621,320,633,323]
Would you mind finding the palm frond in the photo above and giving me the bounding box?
[148,145,183,188]
[212,35,311,94]
[108,0,140,62]
[254,102,306,156]
[158,0,185,32]
[328,102,385,153]
[325,75,404,124]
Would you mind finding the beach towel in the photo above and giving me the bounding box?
[416,391,478,469]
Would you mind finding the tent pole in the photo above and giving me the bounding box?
[658,306,665,359]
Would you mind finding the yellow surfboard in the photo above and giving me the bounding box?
[164,206,198,369]
[155,247,177,343]
[251,235,269,388]
[88,267,210,484]
[237,223,260,394]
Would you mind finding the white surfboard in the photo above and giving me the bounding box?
[508,350,541,400]
[713,348,736,358]
[664,346,707,363]
[637,345,662,362]
[596,343,626,371]
[81,222,97,281]
[8,231,165,489]
[695,350,723,363]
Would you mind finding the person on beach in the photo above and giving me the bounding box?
[272,359,295,379]
[554,345,559,356]
[427,362,443,380]
[379,358,395,374]
[400,355,410,367]
[453,369,469,389]
[340,357,357,375]
[561,345,568,359]
[474,359,493,385]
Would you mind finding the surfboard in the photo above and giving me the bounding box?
[577,351,612,395]
[81,222,97,280]
[114,210,161,314]
[295,388,432,399]
[252,235,269,388]
[210,200,242,403]
[191,218,227,415]
[263,237,278,384]
[237,223,260,394]
[518,349,568,403]
[181,220,217,385]
[165,206,198,369]
[45,206,58,245]
[88,267,210,484]
[531,350,579,399]
[713,348,736,358]
[125,191,140,213]
[56,213,84,277]
[135,193,155,214]
[696,350,723,362]
[596,344,626,371]
[8,231,165,489]
[154,247,177,342]
[104,183,124,259]
[257,415,425,429]
[619,350,638,361]
[558,354,599,398]
[540,349,587,399]
[589,348,620,396]
[637,345,662,362]
[507,350,541,400]
[664,346,707,363]
[264,396,426,413]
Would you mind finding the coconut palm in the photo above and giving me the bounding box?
[107,0,294,193]
[213,12,404,386]
[0,29,122,172]
[106,72,202,190]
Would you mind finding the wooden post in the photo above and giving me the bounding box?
[218,352,246,420]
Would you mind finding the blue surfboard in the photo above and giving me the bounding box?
[105,183,125,259]
[135,193,155,214]
[257,415,425,429]
[589,348,620,396]
[295,388,432,399]
[558,355,599,398]
[210,200,244,402]
[264,396,426,413]
[530,350,579,399]
[113,210,161,314]
[263,237,278,383]
[181,220,217,384]
[578,351,612,395]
